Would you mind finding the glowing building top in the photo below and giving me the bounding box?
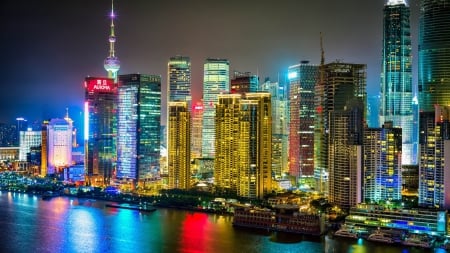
[104,0,120,82]
[387,0,407,6]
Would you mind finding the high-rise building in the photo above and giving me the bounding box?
[215,93,272,198]
[288,62,319,180]
[260,78,289,179]
[202,58,230,158]
[191,102,203,159]
[328,101,364,209]
[168,101,191,189]
[116,74,161,185]
[314,61,366,194]
[19,128,41,161]
[364,122,402,203]
[230,71,259,94]
[380,0,416,165]
[84,77,117,186]
[419,0,450,112]
[47,118,73,175]
[168,56,191,107]
[103,0,120,83]
[40,121,48,177]
[419,105,450,209]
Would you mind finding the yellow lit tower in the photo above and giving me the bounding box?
[168,101,191,189]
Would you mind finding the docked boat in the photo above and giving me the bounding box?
[334,226,359,239]
[402,233,433,248]
[367,230,394,244]
[105,203,157,212]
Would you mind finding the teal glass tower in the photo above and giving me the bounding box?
[379,0,416,165]
[117,74,161,184]
[419,0,450,112]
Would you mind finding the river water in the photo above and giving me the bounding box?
[0,191,445,253]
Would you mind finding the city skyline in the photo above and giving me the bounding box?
[1,0,420,123]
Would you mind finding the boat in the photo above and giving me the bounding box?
[334,225,359,239]
[367,230,394,244]
[105,203,157,212]
[402,233,433,248]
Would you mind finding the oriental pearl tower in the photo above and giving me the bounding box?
[104,0,120,83]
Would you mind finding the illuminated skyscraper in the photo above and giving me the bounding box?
[215,93,272,199]
[419,0,450,112]
[364,122,402,203]
[419,105,450,209]
[314,61,366,194]
[168,56,191,107]
[47,118,73,175]
[84,77,117,186]
[230,71,259,94]
[288,62,319,180]
[104,0,120,82]
[328,101,364,209]
[260,78,288,179]
[168,101,190,189]
[380,0,416,165]
[19,128,41,161]
[40,121,48,177]
[202,58,230,158]
[191,102,203,158]
[117,74,161,185]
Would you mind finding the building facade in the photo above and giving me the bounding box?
[47,118,73,175]
[288,62,319,180]
[191,102,203,159]
[230,71,259,94]
[419,105,450,209]
[364,122,402,203]
[84,77,117,186]
[168,101,191,189]
[117,74,161,185]
[19,128,41,162]
[168,56,191,108]
[418,0,450,112]
[380,0,416,165]
[202,58,229,158]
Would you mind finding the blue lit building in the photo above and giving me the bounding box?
[117,74,161,185]
[364,122,402,203]
[379,0,416,165]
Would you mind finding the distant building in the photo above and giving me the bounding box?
[47,118,73,175]
[19,128,41,161]
[191,102,203,159]
[288,62,319,180]
[168,56,191,108]
[116,74,161,185]
[230,71,258,94]
[168,101,191,189]
[202,58,229,158]
[364,122,402,203]
[0,123,18,147]
[419,105,450,209]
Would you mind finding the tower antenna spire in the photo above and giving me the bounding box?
[104,0,120,82]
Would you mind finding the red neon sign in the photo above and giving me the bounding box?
[85,78,114,93]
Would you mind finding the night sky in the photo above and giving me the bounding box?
[1,0,420,125]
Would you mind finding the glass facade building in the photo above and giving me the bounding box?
[419,0,450,112]
[202,58,229,158]
[380,0,416,165]
[47,118,72,175]
[288,62,319,179]
[117,74,161,184]
[19,128,41,162]
[84,77,117,186]
[167,56,191,108]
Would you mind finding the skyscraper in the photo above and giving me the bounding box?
[202,58,230,158]
[364,122,402,203]
[191,102,203,159]
[380,0,416,165]
[314,61,367,194]
[167,56,191,107]
[419,0,450,112]
[84,77,117,186]
[104,0,120,83]
[168,101,191,189]
[230,71,259,94]
[419,105,450,209]
[117,74,161,185]
[47,118,73,175]
[19,128,41,162]
[288,62,319,180]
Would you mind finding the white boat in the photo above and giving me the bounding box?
[402,233,432,248]
[367,230,394,244]
[334,226,358,239]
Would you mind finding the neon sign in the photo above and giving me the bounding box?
[85,78,114,93]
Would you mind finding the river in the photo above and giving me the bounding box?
[0,191,445,253]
